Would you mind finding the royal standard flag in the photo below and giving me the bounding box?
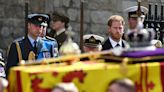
[6,60,164,92]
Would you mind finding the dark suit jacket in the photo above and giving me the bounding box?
[102,38,128,50]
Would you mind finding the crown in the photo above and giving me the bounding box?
[124,28,155,47]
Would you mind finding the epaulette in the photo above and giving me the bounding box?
[13,37,25,43]
[45,36,56,41]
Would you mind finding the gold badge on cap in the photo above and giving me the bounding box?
[89,36,96,43]
[38,17,43,21]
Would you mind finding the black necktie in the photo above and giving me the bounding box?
[115,43,120,47]
[33,41,37,58]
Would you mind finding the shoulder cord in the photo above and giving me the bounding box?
[16,42,22,64]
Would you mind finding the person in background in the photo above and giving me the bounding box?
[102,15,129,50]
[0,50,5,78]
[83,34,104,53]
[124,5,162,48]
[39,14,59,57]
[107,78,135,92]
[124,6,148,32]
[0,50,8,92]
[47,11,70,49]
[39,14,49,38]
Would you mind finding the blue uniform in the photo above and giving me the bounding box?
[37,36,58,60]
[6,36,58,77]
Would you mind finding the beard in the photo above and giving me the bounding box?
[111,33,122,42]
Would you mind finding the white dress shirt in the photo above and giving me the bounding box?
[109,37,122,48]
[28,35,39,47]
[55,28,66,36]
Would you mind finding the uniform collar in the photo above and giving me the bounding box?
[56,28,66,36]
[28,35,39,47]
[109,37,122,48]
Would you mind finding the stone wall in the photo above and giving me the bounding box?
[0,0,161,58]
